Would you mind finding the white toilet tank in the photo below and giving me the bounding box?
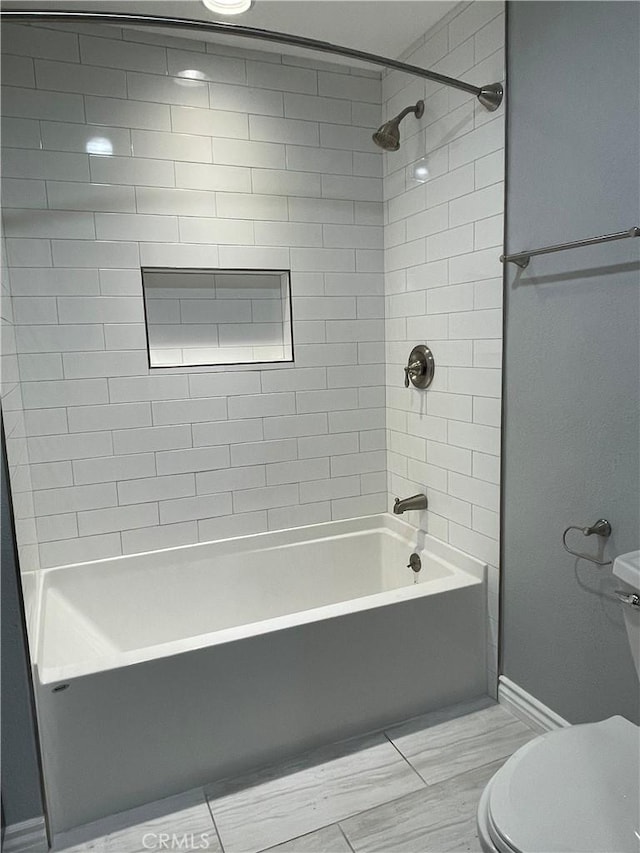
[613,550,640,680]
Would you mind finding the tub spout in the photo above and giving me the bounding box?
[393,494,428,514]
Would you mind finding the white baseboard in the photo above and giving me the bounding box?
[2,816,48,853]
[498,675,570,733]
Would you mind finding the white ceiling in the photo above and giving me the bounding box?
[2,1,457,65]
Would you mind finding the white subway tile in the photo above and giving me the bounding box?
[21,378,108,409]
[284,93,350,124]
[35,58,126,97]
[80,35,167,73]
[231,439,297,467]
[449,471,500,512]
[474,339,502,368]
[450,183,504,227]
[85,96,171,131]
[448,308,502,339]
[291,248,354,272]
[247,61,317,95]
[228,392,295,420]
[122,522,198,555]
[113,425,192,455]
[128,72,208,108]
[252,169,321,198]
[118,473,195,505]
[78,502,159,536]
[473,397,501,428]
[449,2,502,50]
[104,325,146,349]
[28,431,112,464]
[136,187,215,216]
[41,121,131,156]
[267,501,330,530]
[331,492,386,519]
[289,198,354,225]
[139,243,220,268]
[449,117,504,170]
[427,440,471,472]
[448,367,501,397]
[24,408,67,437]
[156,445,230,476]
[448,421,500,455]
[52,240,139,269]
[209,82,283,115]
[296,388,358,413]
[299,475,360,504]
[130,128,211,163]
[263,413,327,439]
[62,351,148,379]
[196,465,265,495]
[3,148,89,182]
[286,145,352,176]
[175,161,251,193]
[160,493,232,525]
[17,354,64,381]
[473,505,500,540]
[266,457,329,486]
[67,402,151,433]
[427,489,472,527]
[473,451,501,484]
[331,450,385,477]
[198,511,267,542]
[57,296,143,324]
[90,154,175,188]
[298,432,359,459]
[171,105,248,138]
[34,482,116,516]
[2,24,80,61]
[12,297,57,325]
[178,217,254,245]
[234,483,298,513]
[1,178,47,209]
[2,54,35,87]
[30,461,72,490]
[47,181,136,213]
[193,419,263,447]
[405,459,448,493]
[449,521,499,566]
[2,87,85,123]
[249,114,318,146]
[73,453,156,485]
[152,397,227,426]
[36,513,78,543]
[10,268,99,296]
[318,71,380,103]
[167,50,245,84]
[322,175,381,203]
[475,149,504,190]
[216,192,287,221]
[40,533,122,569]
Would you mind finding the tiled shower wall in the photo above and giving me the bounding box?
[380,2,505,690]
[1,21,387,571]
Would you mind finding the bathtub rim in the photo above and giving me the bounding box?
[33,513,487,685]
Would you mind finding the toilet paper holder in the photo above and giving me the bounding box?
[562,519,612,566]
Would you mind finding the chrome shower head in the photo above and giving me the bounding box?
[372,100,425,151]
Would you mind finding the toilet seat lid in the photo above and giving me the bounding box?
[488,716,640,853]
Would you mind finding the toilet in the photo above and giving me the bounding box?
[477,551,640,853]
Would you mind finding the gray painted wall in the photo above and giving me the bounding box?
[502,1,640,724]
[1,418,45,826]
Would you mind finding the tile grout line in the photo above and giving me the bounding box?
[382,729,431,788]
[337,822,357,853]
[204,794,227,853]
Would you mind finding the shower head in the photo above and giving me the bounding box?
[372,100,425,151]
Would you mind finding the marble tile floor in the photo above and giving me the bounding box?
[54,696,537,853]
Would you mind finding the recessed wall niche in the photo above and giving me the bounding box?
[141,268,294,368]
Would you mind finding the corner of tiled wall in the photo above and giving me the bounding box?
[380,0,505,698]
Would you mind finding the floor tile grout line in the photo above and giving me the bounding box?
[337,822,357,853]
[205,793,227,853]
[382,730,431,788]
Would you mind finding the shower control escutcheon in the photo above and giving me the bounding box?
[404,344,435,389]
[407,553,422,573]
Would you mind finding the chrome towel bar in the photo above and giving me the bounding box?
[501,226,640,269]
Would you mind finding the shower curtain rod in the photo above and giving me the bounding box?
[1,10,504,111]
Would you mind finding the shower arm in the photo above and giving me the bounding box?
[0,10,504,112]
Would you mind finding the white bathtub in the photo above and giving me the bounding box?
[32,513,487,834]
